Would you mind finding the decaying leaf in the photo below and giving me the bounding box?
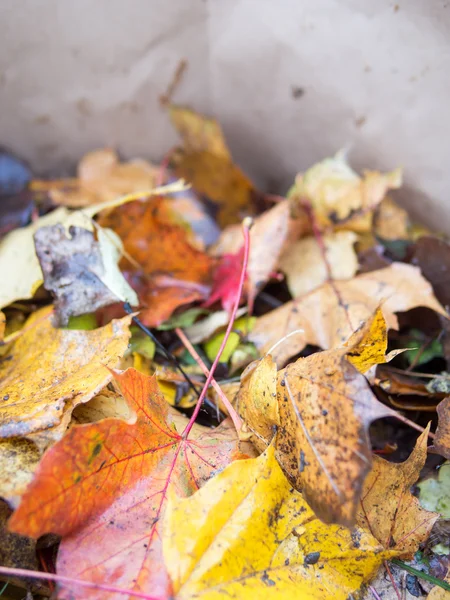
[163,446,393,600]
[9,369,238,599]
[418,461,450,519]
[280,231,358,298]
[434,397,450,459]
[34,224,137,325]
[98,197,214,327]
[289,152,402,232]
[0,439,41,507]
[250,263,446,367]
[38,148,159,208]
[0,306,131,444]
[169,105,260,226]
[356,427,439,557]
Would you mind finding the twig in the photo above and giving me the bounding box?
[0,566,161,600]
[175,327,243,432]
[369,586,382,600]
[390,410,435,440]
[385,560,402,600]
[159,59,187,106]
[182,218,251,439]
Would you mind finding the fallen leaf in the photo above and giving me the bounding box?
[418,461,450,519]
[204,247,245,315]
[250,263,446,367]
[0,439,41,507]
[40,148,159,208]
[210,200,291,307]
[163,446,393,600]
[0,180,186,310]
[34,224,138,325]
[9,369,238,599]
[356,427,439,557]
[409,236,450,307]
[433,397,450,459]
[0,306,131,444]
[427,570,450,600]
[289,152,402,232]
[169,105,259,226]
[280,230,358,298]
[98,197,214,327]
[0,311,4,341]
[184,307,247,344]
[374,196,410,240]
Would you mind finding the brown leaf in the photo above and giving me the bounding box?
[34,224,137,325]
[409,235,450,307]
[250,263,446,367]
[98,198,214,327]
[0,439,41,507]
[9,369,238,599]
[356,427,439,557]
[433,397,450,459]
[169,106,259,226]
[0,306,131,444]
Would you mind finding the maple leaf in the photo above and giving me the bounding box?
[9,368,238,600]
[238,310,399,526]
[204,246,245,315]
[356,427,439,557]
[250,263,446,367]
[169,105,260,226]
[163,446,394,600]
[98,198,214,327]
[0,306,131,444]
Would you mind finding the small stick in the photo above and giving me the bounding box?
[160,59,187,106]
[0,566,161,600]
[385,560,402,600]
[175,327,242,432]
[369,586,382,600]
[390,410,435,440]
[182,218,251,439]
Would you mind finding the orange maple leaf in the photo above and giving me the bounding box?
[9,368,238,599]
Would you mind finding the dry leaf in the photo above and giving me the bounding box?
[374,196,410,240]
[0,306,131,444]
[289,152,402,232]
[43,148,159,208]
[0,439,41,507]
[34,224,137,325]
[280,230,358,298]
[250,263,446,367]
[9,369,238,599]
[210,199,291,307]
[163,446,393,600]
[433,397,450,459]
[169,105,259,226]
[98,197,214,327]
[409,236,450,307]
[356,427,439,557]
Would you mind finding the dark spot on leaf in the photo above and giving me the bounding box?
[304,551,320,565]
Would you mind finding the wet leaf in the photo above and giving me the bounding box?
[289,152,402,232]
[34,224,137,325]
[280,231,358,298]
[0,306,131,444]
[250,263,446,367]
[356,427,439,557]
[98,198,214,327]
[9,369,238,599]
[169,106,258,226]
[163,446,393,600]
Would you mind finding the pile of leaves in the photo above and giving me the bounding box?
[0,105,449,600]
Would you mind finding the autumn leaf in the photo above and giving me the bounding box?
[356,427,439,557]
[34,224,138,325]
[373,196,410,240]
[250,263,446,367]
[163,446,393,600]
[0,306,131,444]
[0,439,41,507]
[9,368,238,599]
[169,105,261,227]
[289,152,402,232]
[210,200,291,308]
[279,230,358,298]
[34,148,159,208]
[433,397,450,459]
[204,247,245,315]
[98,197,214,327]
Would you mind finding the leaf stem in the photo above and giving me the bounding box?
[0,566,162,600]
[182,218,251,439]
[175,327,243,432]
[390,559,450,592]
